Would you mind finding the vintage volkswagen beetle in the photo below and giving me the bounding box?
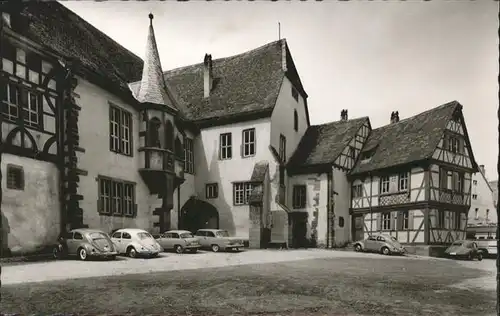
[444,240,483,261]
[53,229,118,261]
[110,228,163,258]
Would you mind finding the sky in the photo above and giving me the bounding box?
[62,1,499,180]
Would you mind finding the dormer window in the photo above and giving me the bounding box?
[291,86,299,102]
[360,150,374,163]
[293,110,298,132]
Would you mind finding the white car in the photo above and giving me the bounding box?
[110,228,163,258]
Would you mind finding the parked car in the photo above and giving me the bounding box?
[444,240,483,261]
[194,229,245,252]
[156,230,201,254]
[53,229,118,261]
[110,228,163,258]
[473,238,498,258]
[353,234,406,255]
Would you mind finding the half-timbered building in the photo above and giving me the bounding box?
[349,102,479,254]
[286,110,371,248]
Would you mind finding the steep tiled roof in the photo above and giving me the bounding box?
[250,161,269,182]
[288,117,369,168]
[351,101,470,175]
[161,40,286,122]
[19,2,143,94]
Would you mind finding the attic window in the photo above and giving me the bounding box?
[360,150,374,162]
[293,110,298,132]
[291,86,299,102]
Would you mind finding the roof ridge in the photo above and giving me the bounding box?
[313,116,369,128]
[164,39,285,77]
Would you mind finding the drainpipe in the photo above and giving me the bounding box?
[369,172,373,234]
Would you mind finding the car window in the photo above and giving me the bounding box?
[89,232,108,240]
[216,230,230,237]
[164,233,171,238]
[138,232,153,240]
[111,232,122,239]
[195,231,206,237]
[171,233,179,239]
[206,231,215,237]
[452,241,463,246]
[376,236,386,242]
[74,232,83,240]
[180,232,194,238]
[367,236,377,241]
[122,232,132,240]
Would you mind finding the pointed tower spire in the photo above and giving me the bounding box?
[136,13,174,108]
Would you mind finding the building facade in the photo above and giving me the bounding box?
[0,3,481,256]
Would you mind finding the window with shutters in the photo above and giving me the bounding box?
[437,210,445,229]
[233,182,254,205]
[184,137,194,174]
[219,133,232,160]
[98,176,136,217]
[109,104,133,156]
[352,184,363,198]
[398,172,409,191]
[242,128,256,157]
[400,210,409,230]
[381,212,391,230]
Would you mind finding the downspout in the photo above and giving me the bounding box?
[177,182,181,229]
[369,172,373,233]
[327,170,331,248]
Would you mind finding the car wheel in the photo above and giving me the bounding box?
[354,244,362,252]
[174,245,184,254]
[127,247,137,258]
[477,253,483,261]
[381,247,390,256]
[211,244,220,253]
[78,248,88,261]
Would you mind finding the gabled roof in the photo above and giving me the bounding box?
[157,40,287,123]
[17,2,143,95]
[351,101,477,175]
[288,117,369,169]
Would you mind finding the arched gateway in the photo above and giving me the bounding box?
[179,198,219,233]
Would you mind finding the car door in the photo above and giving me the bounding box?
[376,236,387,251]
[65,232,76,255]
[161,233,174,250]
[206,231,217,246]
[171,233,182,247]
[365,236,377,251]
[122,232,132,250]
[69,232,84,254]
[111,231,123,253]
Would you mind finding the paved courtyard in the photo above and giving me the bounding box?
[1,249,497,315]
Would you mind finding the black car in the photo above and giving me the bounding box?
[444,240,483,261]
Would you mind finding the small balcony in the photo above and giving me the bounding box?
[378,192,410,206]
[138,147,184,194]
[439,189,464,205]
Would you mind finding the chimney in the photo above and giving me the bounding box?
[341,109,348,121]
[203,54,213,98]
[390,111,399,124]
[479,165,485,175]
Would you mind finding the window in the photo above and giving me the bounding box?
[74,232,83,240]
[1,82,41,128]
[349,147,356,160]
[122,232,132,239]
[1,44,51,88]
[292,185,307,209]
[381,212,391,230]
[293,110,298,131]
[109,105,133,156]
[184,137,194,174]
[6,164,24,190]
[291,86,299,102]
[219,133,232,160]
[454,212,461,230]
[380,176,390,194]
[474,208,479,219]
[206,183,218,199]
[352,184,363,198]
[437,210,445,229]
[473,180,477,186]
[472,194,477,200]
[452,172,463,193]
[98,177,135,217]
[233,182,255,205]
[398,172,409,191]
[279,134,286,162]
[448,136,459,153]
[439,168,449,189]
[111,232,121,239]
[486,209,490,220]
[242,128,256,157]
[401,211,409,230]
[171,233,179,239]
[360,150,374,161]
[147,117,161,147]
[339,217,345,228]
